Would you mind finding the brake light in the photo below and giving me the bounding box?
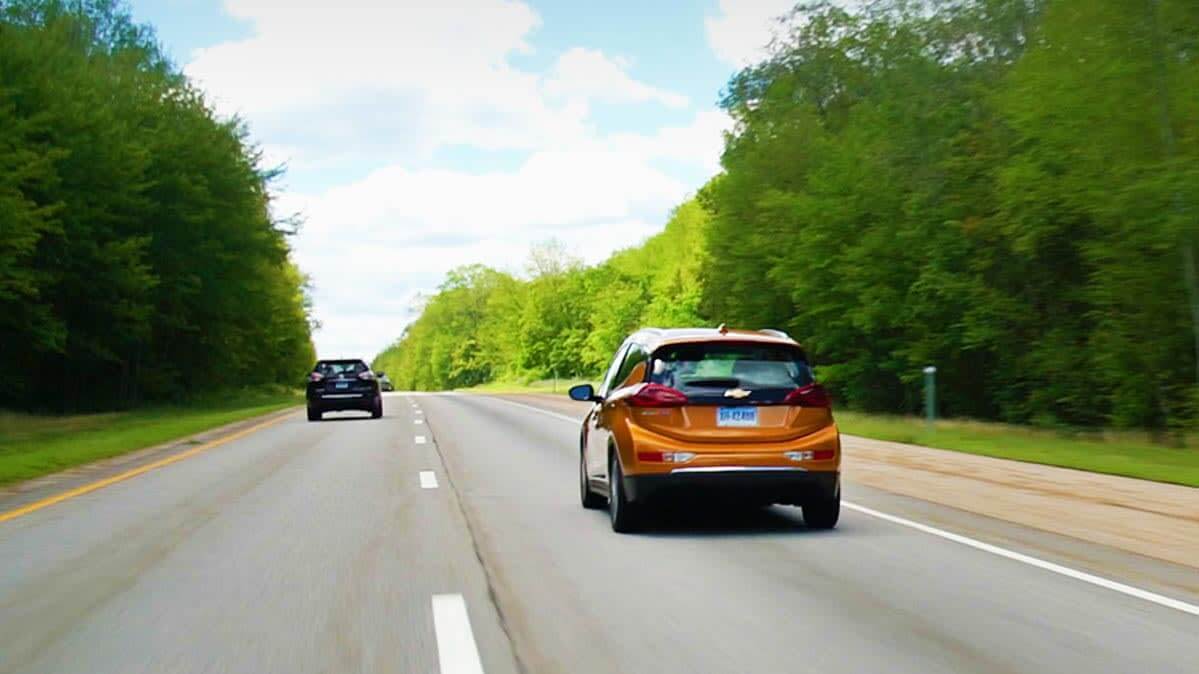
[637,451,696,463]
[357,371,375,381]
[783,383,830,408]
[309,372,324,382]
[627,383,688,407]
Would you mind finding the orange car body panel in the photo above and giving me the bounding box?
[613,416,841,477]
[596,328,840,478]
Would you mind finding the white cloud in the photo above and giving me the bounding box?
[609,109,733,174]
[187,1,727,359]
[544,48,688,109]
[187,0,581,157]
[188,0,686,158]
[290,150,686,242]
[285,111,725,359]
[191,0,540,118]
[704,0,796,67]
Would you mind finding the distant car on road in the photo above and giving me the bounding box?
[570,326,840,533]
[306,359,383,421]
[377,372,395,392]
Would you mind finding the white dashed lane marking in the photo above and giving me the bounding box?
[432,594,485,674]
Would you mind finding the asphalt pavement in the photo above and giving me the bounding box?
[0,392,1195,674]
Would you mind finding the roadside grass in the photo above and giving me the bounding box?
[461,381,1199,488]
[0,389,301,487]
[833,412,1199,488]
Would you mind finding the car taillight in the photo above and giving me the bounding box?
[783,383,830,408]
[357,371,375,381]
[627,383,688,407]
[637,451,696,463]
[309,372,324,382]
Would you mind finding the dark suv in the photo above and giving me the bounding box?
[306,359,383,421]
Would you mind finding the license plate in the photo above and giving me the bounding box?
[335,381,349,390]
[717,406,758,427]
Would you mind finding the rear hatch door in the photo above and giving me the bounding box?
[631,342,832,445]
[316,360,373,394]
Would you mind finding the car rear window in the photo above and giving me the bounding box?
[649,342,813,403]
[316,360,367,376]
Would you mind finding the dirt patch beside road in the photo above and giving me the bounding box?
[841,435,1199,569]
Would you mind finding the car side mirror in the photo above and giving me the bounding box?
[376,371,386,377]
[569,384,600,402]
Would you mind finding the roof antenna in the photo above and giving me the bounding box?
[717,323,729,335]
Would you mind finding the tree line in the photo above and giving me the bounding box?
[0,0,315,412]
[383,0,1198,432]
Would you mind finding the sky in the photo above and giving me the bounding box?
[127,0,799,360]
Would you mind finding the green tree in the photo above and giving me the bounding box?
[0,0,314,410]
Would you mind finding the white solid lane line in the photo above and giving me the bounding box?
[481,395,1199,618]
[841,502,1199,616]
[416,436,428,445]
[415,418,425,424]
[432,593,485,674]
[420,471,439,489]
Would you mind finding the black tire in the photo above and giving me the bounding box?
[802,489,840,530]
[580,450,605,509]
[307,405,322,422]
[370,396,383,419]
[609,453,642,533]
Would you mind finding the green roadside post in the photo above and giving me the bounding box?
[923,365,937,428]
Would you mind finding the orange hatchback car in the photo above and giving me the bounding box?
[570,326,841,533]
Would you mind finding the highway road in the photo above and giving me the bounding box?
[0,393,1196,673]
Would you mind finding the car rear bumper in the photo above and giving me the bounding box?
[309,393,378,410]
[624,468,838,506]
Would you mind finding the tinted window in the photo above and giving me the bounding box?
[316,360,367,376]
[649,343,813,403]
[612,343,649,390]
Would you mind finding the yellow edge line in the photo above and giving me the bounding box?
[0,409,297,524]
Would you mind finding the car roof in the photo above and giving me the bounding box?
[628,327,802,353]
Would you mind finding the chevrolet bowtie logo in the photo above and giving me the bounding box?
[723,388,751,399]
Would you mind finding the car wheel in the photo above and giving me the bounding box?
[609,453,642,533]
[307,405,321,422]
[580,450,605,510]
[371,396,383,419]
[802,489,840,530]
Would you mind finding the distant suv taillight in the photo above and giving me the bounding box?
[783,383,831,408]
[627,383,688,407]
[309,372,324,382]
